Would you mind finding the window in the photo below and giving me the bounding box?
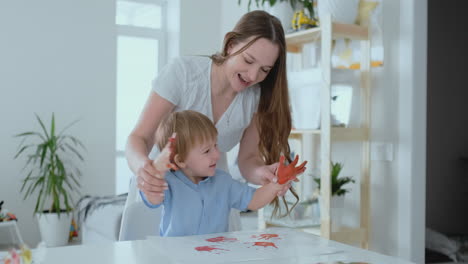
[115,0,166,194]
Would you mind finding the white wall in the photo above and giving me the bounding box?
[396,0,427,263]
[179,0,222,56]
[220,0,250,43]
[166,0,223,59]
[0,0,117,246]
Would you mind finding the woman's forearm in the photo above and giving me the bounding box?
[125,134,153,175]
[237,117,270,185]
[238,154,265,185]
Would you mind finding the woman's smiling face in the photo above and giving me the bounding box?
[224,37,279,92]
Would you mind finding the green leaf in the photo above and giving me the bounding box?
[14,131,46,142]
[34,189,43,214]
[20,170,33,193]
[39,143,48,168]
[52,186,60,214]
[64,142,84,161]
[51,113,55,138]
[26,177,45,201]
[14,145,32,159]
[35,113,50,140]
[68,172,81,189]
[57,119,80,137]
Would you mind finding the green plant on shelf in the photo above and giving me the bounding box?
[313,161,355,196]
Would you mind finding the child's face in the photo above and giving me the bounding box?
[180,138,220,179]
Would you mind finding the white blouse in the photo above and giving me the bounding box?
[151,56,260,171]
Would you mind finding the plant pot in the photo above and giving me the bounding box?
[318,194,345,231]
[36,212,72,247]
[330,195,345,230]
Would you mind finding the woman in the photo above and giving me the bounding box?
[120,10,293,240]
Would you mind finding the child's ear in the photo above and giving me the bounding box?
[174,154,186,168]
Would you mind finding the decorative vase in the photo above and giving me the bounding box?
[36,212,72,247]
[317,0,359,24]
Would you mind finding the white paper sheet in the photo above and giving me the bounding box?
[147,228,345,264]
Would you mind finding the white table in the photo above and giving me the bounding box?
[39,228,415,264]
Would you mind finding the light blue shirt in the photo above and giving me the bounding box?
[140,169,256,237]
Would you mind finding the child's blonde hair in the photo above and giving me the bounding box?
[155,110,218,162]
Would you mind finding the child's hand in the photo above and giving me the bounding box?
[152,133,178,174]
[277,155,307,184]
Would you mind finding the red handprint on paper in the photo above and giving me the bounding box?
[277,155,307,184]
[153,133,178,172]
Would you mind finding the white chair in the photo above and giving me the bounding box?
[76,194,127,244]
[118,197,161,241]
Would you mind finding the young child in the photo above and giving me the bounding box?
[140,110,306,237]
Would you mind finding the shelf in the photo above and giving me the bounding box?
[332,22,369,40]
[290,127,369,141]
[286,27,321,53]
[286,23,369,53]
[265,14,372,249]
[264,219,320,229]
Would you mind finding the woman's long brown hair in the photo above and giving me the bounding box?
[211,10,298,218]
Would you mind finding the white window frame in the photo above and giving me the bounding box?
[115,0,167,193]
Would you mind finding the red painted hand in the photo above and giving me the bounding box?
[277,155,307,185]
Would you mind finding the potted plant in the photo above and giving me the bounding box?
[313,161,354,230]
[313,161,355,196]
[14,113,85,247]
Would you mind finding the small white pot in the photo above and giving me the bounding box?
[36,212,72,247]
[319,194,345,231]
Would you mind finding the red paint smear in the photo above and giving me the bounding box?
[254,242,278,248]
[253,242,278,248]
[251,233,280,240]
[206,236,238,243]
[259,234,279,240]
[195,246,228,252]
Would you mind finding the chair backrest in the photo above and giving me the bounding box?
[118,201,161,241]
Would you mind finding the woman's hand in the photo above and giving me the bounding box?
[138,134,177,201]
[254,163,291,197]
[136,159,168,201]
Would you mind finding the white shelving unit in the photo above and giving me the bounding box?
[263,14,372,249]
